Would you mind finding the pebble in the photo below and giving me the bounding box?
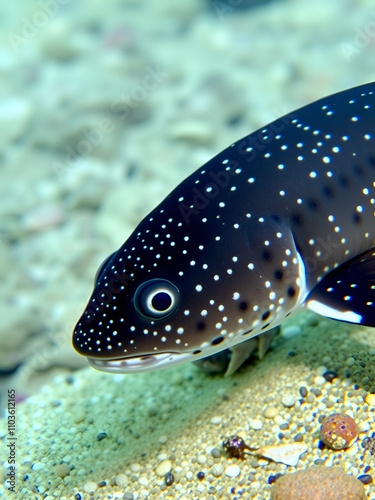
[281,325,301,339]
[263,406,279,418]
[210,416,223,425]
[54,463,70,478]
[249,419,263,430]
[31,462,45,471]
[365,393,375,406]
[281,393,296,408]
[130,463,141,473]
[156,460,172,477]
[346,357,356,367]
[84,481,98,493]
[314,375,327,386]
[225,465,241,478]
[210,447,222,458]
[211,465,224,477]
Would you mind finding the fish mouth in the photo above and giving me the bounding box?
[87,352,192,373]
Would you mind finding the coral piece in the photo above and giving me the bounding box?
[256,442,307,467]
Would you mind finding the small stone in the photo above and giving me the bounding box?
[211,464,224,477]
[323,370,337,382]
[225,464,241,478]
[210,447,221,458]
[365,393,375,406]
[299,386,308,398]
[210,416,223,425]
[31,462,45,471]
[320,413,358,450]
[156,460,172,477]
[130,463,141,473]
[96,432,107,441]
[281,393,296,408]
[263,406,279,418]
[357,474,373,485]
[281,325,301,339]
[84,481,98,494]
[54,463,70,478]
[115,474,127,487]
[249,419,263,430]
[164,472,174,486]
[314,375,326,386]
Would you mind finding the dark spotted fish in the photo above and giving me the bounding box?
[73,81,375,375]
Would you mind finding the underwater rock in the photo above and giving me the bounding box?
[270,466,366,499]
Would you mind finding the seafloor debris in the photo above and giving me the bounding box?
[362,434,375,455]
[320,413,358,450]
[255,442,308,467]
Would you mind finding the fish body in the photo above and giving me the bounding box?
[73,81,375,374]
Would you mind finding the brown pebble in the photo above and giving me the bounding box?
[54,463,70,478]
[271,466,366,499]
[299,386,307,398]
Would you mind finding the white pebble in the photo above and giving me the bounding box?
[358,421,371,433]
[314,375,326,386]
[211,464,224,477]
[346,357,355,367]
[249,419,263,430]
[130,463,141,473]
[225,464,241,477]
[316,365,328,376]
[31,462,45,471]
[281,325,301,339]
[155,459,172,477]
[281,393,296,407]
[84,481,98,493]
[210,416,223,425]
[197,455,207,465]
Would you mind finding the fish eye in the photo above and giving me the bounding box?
[134,279,179,319]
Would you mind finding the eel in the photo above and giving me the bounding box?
[72,81,375,375]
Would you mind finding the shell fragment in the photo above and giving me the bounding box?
[256,442,307,466]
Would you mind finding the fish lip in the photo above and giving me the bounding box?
[87,352,185,373]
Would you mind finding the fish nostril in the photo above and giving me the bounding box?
[196,321,206,330]
[262,250,272,261]
[238,301,249,311]
[274,270,283,280]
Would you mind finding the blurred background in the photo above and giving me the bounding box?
[0,0,374,406]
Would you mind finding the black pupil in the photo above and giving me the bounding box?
[151,292,172,311]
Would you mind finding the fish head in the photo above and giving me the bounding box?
[73,160,305,373]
